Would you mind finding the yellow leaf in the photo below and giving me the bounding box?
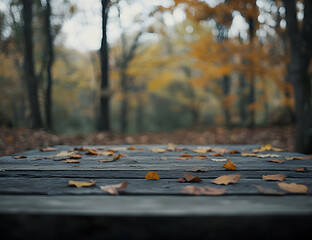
[211,174,241,185]
[145,171,160,180]
[150,148,167,153]
[241,152,257,157]
[222,159,237,170]
[69,180,96,188]
[278,182,307,194]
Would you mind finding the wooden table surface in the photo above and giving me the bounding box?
[0,144,311,239]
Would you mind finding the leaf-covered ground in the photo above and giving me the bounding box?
[0,125,295,156]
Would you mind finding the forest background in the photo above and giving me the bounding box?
[0,0,311,155]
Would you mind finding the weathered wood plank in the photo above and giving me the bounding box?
[0,177,311,195]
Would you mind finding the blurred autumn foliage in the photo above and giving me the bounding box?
[0,0,311,153]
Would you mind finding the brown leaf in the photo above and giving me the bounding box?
[269,159,285,164]
[254,185,285,195]
[222,159,237,170]
[100,181,128,195]
[99,159,115,162]
[69,180,96,188]
[285,156,304,160]
[113,153,123,160]
[210,153,223,156]
[150,148,167,153]
[229,150,240,154]
[128,146,136,150]
[262,174,286,181]
[180,153,193,158]
[241,152,257,157]
[193,147,212,153]
[145,171,160,180]
[70,153,83,159]
[278,182,308,194]
[87,149,114,156]
[194,155,207,159]
[253,144,285,153]
[13,155,27,159]
[62,159,80,163]
[181,186,226,195]
[166,143,176,151]
[211,174,241,185]
[40,146,57,152]
[293,167,308,172]
[186,167,210,172]
[160,157,168,160]
[177,173,202,183]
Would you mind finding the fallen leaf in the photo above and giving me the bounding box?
[180,153,193,158]
[87,149,114,156]
[262,174,286,181]
[253,144,284,153]
[222,159,237,170]
[150,148,167,153]
[160,157,168,160]
[69,180,96,188]
[40,146,57,152]
[112,147,128,151]
[195,155,207,159]
[212,174,241,185]
[278,182,308,194]
[113,153,124,160]
[285,156,304,160]
[55,151,76,158]
[13,155,27,159]
[254,185,285,195]
[166,143,176,151]
[62,159,80,163]
[269,159,285,164]
[32,157,49,160]
[186,167,210,172]
[100,181,128,195]
[293,167,308,172]
[99,159,115,162]
[193,147,212,153]
[210,153,223,156]
[229,150,240,154]
[212,148,228,154]
[241,152,257,157]
[257,154,281,158]
[145,171,160,180]
[70,153,83,159]
[177,173,202,183]
[181,186,226,195]
[211,158,227,162]
[128,146,136,150]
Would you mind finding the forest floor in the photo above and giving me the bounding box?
[0,125,295,156]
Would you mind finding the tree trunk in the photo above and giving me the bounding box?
[45,0,53,130]
[98,0,110,131]
[22,0,43,129]
[222,75,231,127]
[238,73,247,125]
[284,0,312,153]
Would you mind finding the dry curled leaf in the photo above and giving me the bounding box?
[166,143,176,151]
[211,158,227,162]
[254,185,285,195]
[62,159,80,163]
[181,153,193,158]
[150,148,167,153]
[100,181,128,195]
[128,146,136,150]
[257,154,281,158]
[285,156,304,160]
[70,153,83,159]
[212,174,241,185]
[193,147,212,154]
[181,186,226,195]
[269,159,285,164]
[99,159,115,162]
[194,155,207,159]
[69,180,96,188]
[55,151,76,158]
[113,153,124,160]
[222,159,237,170]
[278,182,307,194]
[186,167,210,172]
[229,150,240,154]
[241,152,257,157]
[40,146,57,152]
[210,153,223,156]
[262,174,286,181]
[293,167,308,172]
[177,173,202,183]
[13,155,27,159]
[145,171,160,180]
[253,144,285,153]
[74,147,89,151]
[87,149,114,156]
